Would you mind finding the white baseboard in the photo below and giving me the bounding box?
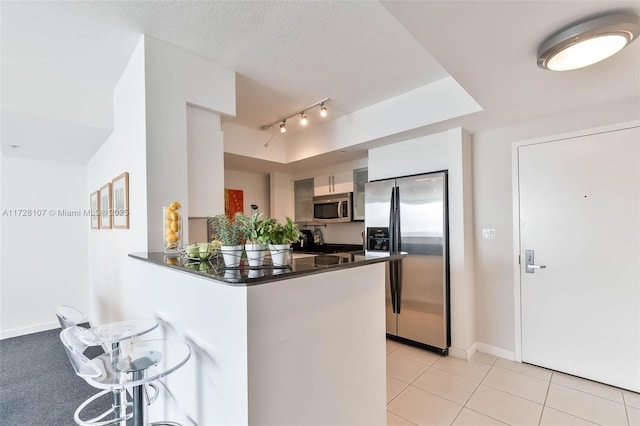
[475,342,516,361]
[449,342,516,361]
[0,321,60,340]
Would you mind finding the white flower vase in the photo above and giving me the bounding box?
[220,245,243,268]
[245,243,267,267]
[269,244,291,267]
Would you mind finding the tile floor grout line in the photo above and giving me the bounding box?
[386,408,419,426]
[551,380,628,406]
[463,406,511,426]
[538,372,552,426]
[624,403,630,426]
[430,364,487,385]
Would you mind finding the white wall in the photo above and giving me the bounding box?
[222,121,287,163]
[86,36,236,325]
[144,35,235,251]
[187,106,225,217]
[368,128,476,358]
[223,170,270,216]
[1,156,88,337]
[472,97,640,356]
[269,171,293,223]
[86,38,148,324]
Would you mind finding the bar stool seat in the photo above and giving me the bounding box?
[61,325,191,426]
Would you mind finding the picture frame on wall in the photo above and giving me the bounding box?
[90,190,100,229]
[111,172,129,229]
[99,183,112,229]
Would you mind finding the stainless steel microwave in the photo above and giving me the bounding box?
[313,193,352,223]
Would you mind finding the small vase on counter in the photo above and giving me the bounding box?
[163,202,182,256]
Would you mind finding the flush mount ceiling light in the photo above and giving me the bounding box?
[537,13,640,71]
[261,98,330,132]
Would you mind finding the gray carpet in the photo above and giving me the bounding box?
[0,325,113,426]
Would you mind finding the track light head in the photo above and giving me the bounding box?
[300,113,308,126]
[320,103,327,117]
[280,121,287,133]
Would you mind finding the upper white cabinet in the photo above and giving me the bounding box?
[314,171,353,196]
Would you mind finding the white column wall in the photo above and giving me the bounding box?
[0,156,88,337]
[187,106,225,217]
[144,35,235,251]
[368,128,476,358]
[86,38,148,324]
[269,171,293,222]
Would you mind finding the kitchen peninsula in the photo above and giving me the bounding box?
[127,251,403,425]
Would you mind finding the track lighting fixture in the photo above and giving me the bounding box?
[260,98,330,132]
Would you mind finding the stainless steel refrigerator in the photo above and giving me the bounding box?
[365,172,450,354]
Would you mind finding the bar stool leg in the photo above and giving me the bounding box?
[110,342,128,426]
[132,371,148,426]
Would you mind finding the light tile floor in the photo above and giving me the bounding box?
[386,339,640,426]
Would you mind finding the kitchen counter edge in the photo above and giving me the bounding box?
[128,251,405,287]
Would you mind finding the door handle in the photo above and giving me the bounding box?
[525,249,546,273]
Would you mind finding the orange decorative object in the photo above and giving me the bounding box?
[225,189,244,221]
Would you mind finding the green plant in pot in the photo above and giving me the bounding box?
[207,213,245,267]
[264,217,302,267]
[236,213,271,267]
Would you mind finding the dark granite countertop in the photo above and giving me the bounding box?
[129,250,404,286]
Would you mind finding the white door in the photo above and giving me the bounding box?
[518,126,639,392]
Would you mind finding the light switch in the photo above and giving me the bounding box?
[482,228,496,240]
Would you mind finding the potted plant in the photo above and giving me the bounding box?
[264,217,302,267]
[236,213,271,267]
[208,213,244,267]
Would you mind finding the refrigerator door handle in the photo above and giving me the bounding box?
[389,260,397,313]
[388,187,396,254]
[396,260,403,314]
[395,186,401,253]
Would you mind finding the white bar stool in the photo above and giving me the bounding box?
[60,325,190,426]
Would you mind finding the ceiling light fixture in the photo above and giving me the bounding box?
[537,13,640,71]
[260,98,330,131]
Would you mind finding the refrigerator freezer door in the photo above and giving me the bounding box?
[366,179,397,336]
[364,180,395,229]
[395,173,448,349]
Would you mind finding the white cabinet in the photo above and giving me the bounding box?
[314,171,353,196]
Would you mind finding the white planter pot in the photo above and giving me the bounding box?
[220,245,243,268]
[245,243,267,267]
[268,244,291,267]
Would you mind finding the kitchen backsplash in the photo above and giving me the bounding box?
[299,221,365,246]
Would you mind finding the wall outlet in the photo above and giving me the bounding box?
[482,228,496,240]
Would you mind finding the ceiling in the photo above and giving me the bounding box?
[2,1,639,168]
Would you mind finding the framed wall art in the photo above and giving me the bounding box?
[99,183,112,229]
[90,190,100,229]
[111,172,129,229]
